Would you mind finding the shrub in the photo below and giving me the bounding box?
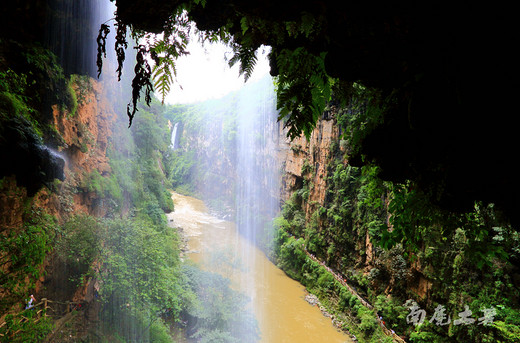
[56,214,101,285]
[0,310,54,343]
[357,307,377,336]
[0,209,55,298]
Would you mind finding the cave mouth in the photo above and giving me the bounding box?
[107,0,520,227]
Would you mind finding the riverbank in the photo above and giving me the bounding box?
[304,293,360,342]
[273,229,404,343]
[167,191,353,343]
[303,248,406,343]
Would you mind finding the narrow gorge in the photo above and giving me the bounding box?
[1,1,519,343]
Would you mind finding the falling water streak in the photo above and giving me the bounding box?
[234,77,280,340]
[44,0,137,339]
[42,145,68,169]
[45,0,116,77]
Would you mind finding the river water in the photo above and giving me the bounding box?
[167,191,352,343]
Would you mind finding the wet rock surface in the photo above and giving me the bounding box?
[0,115,65,196]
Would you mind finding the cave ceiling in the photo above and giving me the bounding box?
[114,0,519,225]
[1,0,518,227]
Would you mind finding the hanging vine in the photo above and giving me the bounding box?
[96,11,191,127]
[114,16,128,82]
[96,23,110,78]
[95,2,331,137]
[127,44,153,127]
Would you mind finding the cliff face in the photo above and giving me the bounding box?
[43,77,115,306]
[51,77,116,217]
[279,114,341,215]
[174,106,237,215]
[278,111,432,299]
[0,75,116,305]
[169,77,280,224]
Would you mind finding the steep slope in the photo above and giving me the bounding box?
[275,104,520,342]
[0,36,118,340]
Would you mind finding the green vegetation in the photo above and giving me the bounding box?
[182,263,259,343]
[104,101,174,215]
[0,204,57,342]
[56,214,101,286]
[275,48,331,139]
[0,41,82,341]
[0,33,266,342]
[273,94,520,342]
[0,308,54,343]
[51,88,261,341]
[273,228,390,342]
[1,42,78,127]
[69,74,94,107]
[0,68,35,120]
[86,90,264,341]
[0,207,56,311]
[97,216,184,342]
[69,98,182,341]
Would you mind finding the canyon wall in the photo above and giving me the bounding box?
[277,110,432,300]
[0,75,116,309]
[51,77,116,217]
[279,112,341,216]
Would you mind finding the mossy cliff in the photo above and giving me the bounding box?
[0,30,120,339]
[274,101,520,342]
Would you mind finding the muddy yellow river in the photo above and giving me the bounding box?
[167,192,352,343]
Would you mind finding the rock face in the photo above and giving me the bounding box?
[0,114,66,197]
[51,78,116,216]
[279,114,340,217]
[278,111,432,301]
[53,79,114,175]
[0,177,29,229]
[0,76,116,305]
[0,75,115,221]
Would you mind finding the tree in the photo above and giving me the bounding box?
[98,217,184,340]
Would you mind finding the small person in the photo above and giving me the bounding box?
[25,294,37,309]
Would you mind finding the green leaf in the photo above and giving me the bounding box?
[240,17,249,35]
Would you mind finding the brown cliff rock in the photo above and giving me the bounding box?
[279,116,340,218]
[0,76,116,312]
[51,77,116,217]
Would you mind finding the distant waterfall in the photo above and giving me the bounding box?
[170,122,179,150]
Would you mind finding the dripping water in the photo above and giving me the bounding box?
[170,75,352,342]
[45,0,115,77]
[233,76,280,339]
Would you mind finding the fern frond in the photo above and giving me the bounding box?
[229,44,257,82]
[274,47,331,139]
[148,15,190,104]
[152,59,176,104]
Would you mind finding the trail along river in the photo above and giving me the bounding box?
[167,192,353,343]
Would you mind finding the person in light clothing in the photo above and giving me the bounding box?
[25,294,37,309]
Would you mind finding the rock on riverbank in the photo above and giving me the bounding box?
[304,293,357,342]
